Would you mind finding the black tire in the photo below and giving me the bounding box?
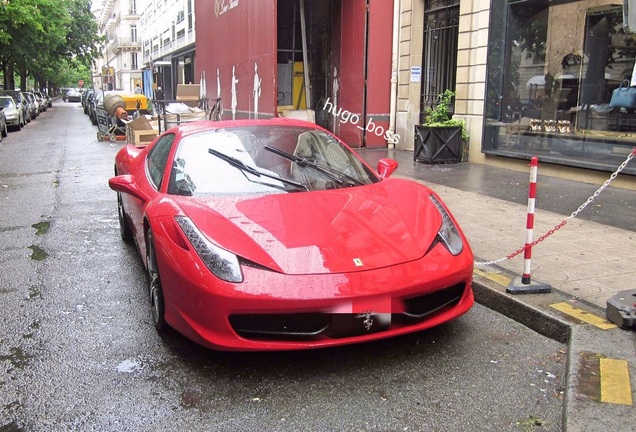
[146,229,168,332]
[117,192,134,243]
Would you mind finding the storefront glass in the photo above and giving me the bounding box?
[484,0,636,175]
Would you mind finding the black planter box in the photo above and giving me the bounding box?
[414,125,464,164]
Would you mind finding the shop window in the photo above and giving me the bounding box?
[485,0,636,176]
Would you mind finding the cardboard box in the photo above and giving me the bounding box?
[279,109,315,123]
[176,84,201,108]
[125,116,159,145]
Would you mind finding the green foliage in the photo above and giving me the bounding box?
[423,90,469,141]
[0,0,102,90]
[51,58,93,88]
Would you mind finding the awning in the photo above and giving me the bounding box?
[526,75,545,88]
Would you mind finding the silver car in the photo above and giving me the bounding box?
[0,104,7,141]
[0,90,29,124]
[0,95,24,130]
[22,92,38,120]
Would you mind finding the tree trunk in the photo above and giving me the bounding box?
[19,66,27,91]
[6,63,15,90]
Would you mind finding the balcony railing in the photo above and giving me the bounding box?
[111,37,142,52]
[142,31,195,64]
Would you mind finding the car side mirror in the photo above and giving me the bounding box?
[108,175,150,202]
[377,158,398,178]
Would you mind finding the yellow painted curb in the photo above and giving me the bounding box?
[473,268,512,286]
[549,302,617,330]
[600,358,633,405]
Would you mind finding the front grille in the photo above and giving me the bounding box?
[401,283,465,319]
[229,313,330,340]
[229,283,467,341]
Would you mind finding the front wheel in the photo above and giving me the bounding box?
[146,229,168,332]
[117,192,133,243]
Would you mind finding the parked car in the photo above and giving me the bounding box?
[65,89,82,103]
[0,95,24,130]
[22,92,39,120]
[34,91,47,112]
[0,105,7,140]
[41,91,52,108]
[108,118,475,351]
[87,91,98,125]
[0,90,29,124]
[82,89,94,114]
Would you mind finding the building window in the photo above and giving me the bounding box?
[187,0,193,31]
[130,25,138,42]
[131,53,138,70]
[484,0,636,176]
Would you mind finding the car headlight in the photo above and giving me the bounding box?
[428,194,463,256]
[175,216,243,283]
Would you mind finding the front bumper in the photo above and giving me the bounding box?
[5,115,19,126]
[156,232,475,351]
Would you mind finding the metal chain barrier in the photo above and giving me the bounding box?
[475,147,636,267]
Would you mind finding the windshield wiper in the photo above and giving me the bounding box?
[208,148,307,191]
[263,145,363,186]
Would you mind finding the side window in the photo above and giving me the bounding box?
[147,134,175,190]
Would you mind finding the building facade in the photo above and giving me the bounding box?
[395,0,635,189]
[193,0,394,148]
[92,0,143,93]
[139,0,196,100]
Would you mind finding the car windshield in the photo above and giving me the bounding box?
[168,125,379,196]
[0,97,14,109]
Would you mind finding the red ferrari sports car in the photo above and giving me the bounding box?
[109,118,474,351]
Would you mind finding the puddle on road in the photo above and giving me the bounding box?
[31,221,50,236]
[22,321,39,340]
[28,286,41,300]
[27,245,47,261]
[0,347,32,370]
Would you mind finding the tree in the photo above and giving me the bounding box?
[0,0,102,91]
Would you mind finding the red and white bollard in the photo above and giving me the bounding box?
[507,157,552,294]
[522,157,539,284]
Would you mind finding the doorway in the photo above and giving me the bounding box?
[276,0,334,120]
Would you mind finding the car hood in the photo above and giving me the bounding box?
[2,107,18,116]
[179,178,444,275]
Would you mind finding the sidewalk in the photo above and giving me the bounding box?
[358,148,636,431]
[358,148,635,310]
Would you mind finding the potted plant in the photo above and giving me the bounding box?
[414,89,468,164]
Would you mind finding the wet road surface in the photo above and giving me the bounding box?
[0,102,565,431]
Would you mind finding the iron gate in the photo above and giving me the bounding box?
[420,0,460,123]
